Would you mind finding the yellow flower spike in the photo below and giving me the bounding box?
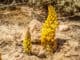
[22,29,32,54]
[41,4,59,53]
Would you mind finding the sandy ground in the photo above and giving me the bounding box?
[0,6,80,60]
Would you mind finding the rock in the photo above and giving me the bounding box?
[62,45,71,52]
[28,19,42,43]
[53,53,64,60]
[38,48,46,58]
[64,50,79,57]
[64,51,71,57]
[31,45,41,55]
[68,40,79,48]
[58,24,70,32]
[31,45,46,58]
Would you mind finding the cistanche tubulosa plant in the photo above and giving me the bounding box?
[41,4,59,53]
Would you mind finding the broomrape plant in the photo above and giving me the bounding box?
[22,30,32,54]
[23,4,59,54]
[41,4,59,53]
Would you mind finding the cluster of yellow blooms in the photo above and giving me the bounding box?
[41,4,59,52]
[22,30,32,54]
[22,4,59,54]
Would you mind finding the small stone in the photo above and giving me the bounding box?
[38,49,46,58]
[31,45,41,55]
[58,24,70,32]
[68,40,79,48]
[63,45,71,52]
[28,19,42,43]
[64,52,71,57]
[31,45,46,58]
[64,49,79,57]
[70,50,79,56]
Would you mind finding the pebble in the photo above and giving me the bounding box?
[28,19,42,43]
[58,24,70,32]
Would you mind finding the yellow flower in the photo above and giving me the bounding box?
[22,30,32,54]
[41,4,59,52]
